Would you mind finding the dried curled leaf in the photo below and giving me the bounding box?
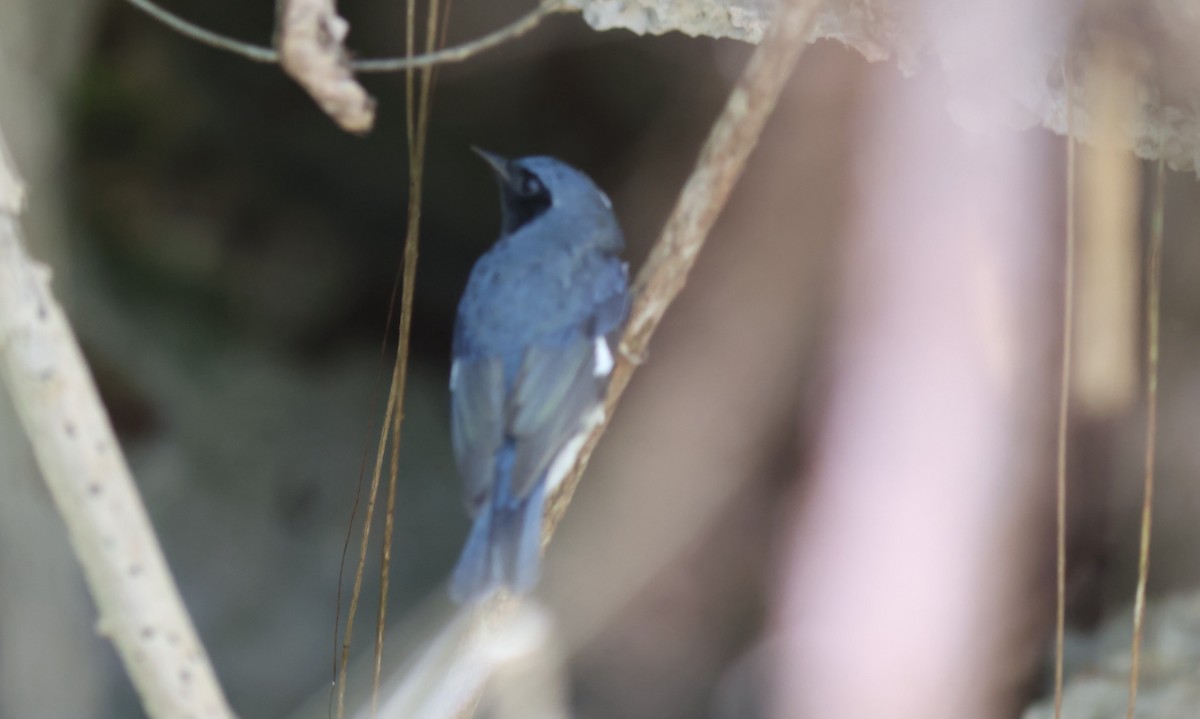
[277,0,377,134]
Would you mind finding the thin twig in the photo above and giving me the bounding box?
[124,0,279,61]
[544,0,824,536]
[1127,158,1166,719]
[372,0,444,709]
[123,0,559,71]
[378,369,402,719]
[338,0,449,697]
[352,2,554,72]
[337,375,401,719]
[1053,63,1076,719]
[0,129,235,718]
[330,161,415,719]
[358,0,824,714]
[376,0,422,702]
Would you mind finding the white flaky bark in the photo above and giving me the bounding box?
[570,0,1200,172]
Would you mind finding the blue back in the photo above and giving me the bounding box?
[448,154,629,603]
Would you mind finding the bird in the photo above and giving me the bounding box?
[448,149,629,604]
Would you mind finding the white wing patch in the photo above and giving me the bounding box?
[449,359,460,390]
[544,403,607,494]
[593,337,614,377]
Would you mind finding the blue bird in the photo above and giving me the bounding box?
[449,150,629,604]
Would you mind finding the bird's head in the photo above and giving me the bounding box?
[473,149,621,251]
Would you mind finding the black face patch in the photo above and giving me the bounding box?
[500,165,552,234]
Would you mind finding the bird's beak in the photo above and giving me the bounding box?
[471,147,511,182]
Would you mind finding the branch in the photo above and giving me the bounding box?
[123,0,560,71]
[358,601,567,719]
[351,4,553,72]
[123,0,279,61]
[0,131,235,717]
[543,0,822,536]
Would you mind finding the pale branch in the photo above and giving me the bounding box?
[0,130,235,718]
[357,601,567,719]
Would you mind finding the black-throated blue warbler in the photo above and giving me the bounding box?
[449,150,629,604]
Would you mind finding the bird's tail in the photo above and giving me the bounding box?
[449,452,546,604]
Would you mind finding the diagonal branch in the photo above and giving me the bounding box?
[543,0,823,537]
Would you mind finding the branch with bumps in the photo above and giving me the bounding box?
[0,131,235,719]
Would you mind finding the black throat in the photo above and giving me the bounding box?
[500,185,552,234]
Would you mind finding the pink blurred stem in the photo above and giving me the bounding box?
[774,3,1074,718]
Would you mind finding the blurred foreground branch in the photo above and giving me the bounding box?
[357,601,567,719]
[775,1,1065,717]
[0,129,235,717]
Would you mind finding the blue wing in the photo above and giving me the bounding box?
[508,336,609,498]
[448,256,628,602]
[449,356,504,515]
[451,259,627,505]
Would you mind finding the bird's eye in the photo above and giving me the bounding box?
[518,171,543,197]
[498,165,553,233]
